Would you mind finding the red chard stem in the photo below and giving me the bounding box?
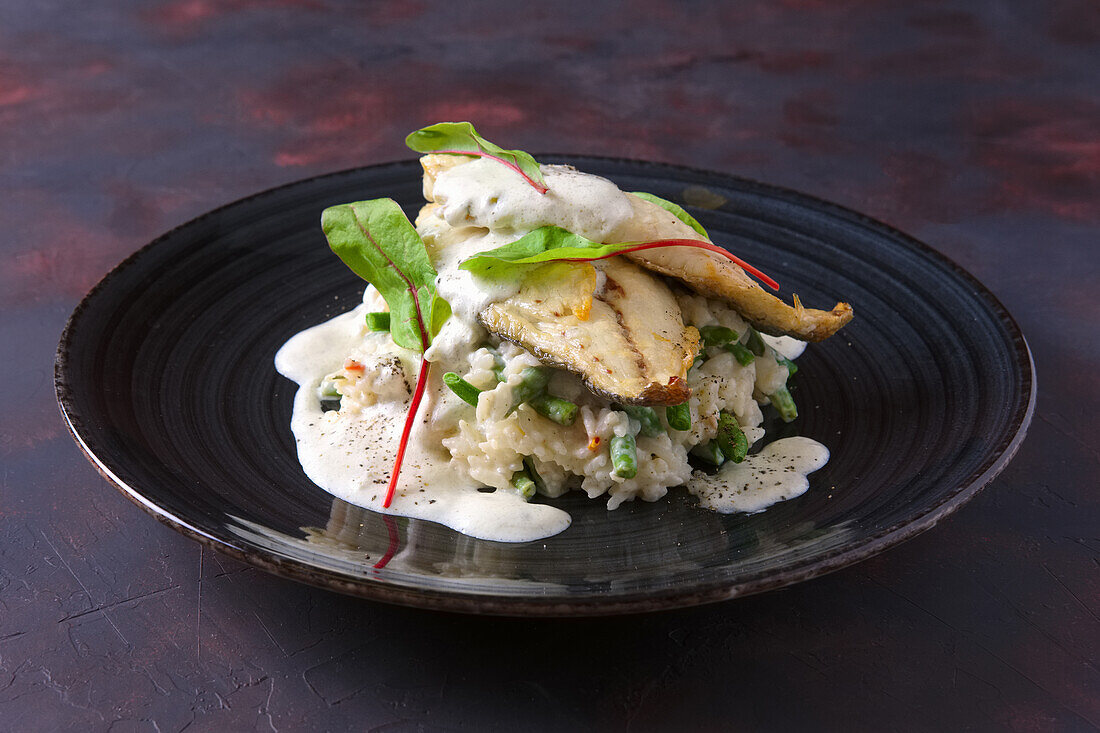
[383,359,431,508]
[564,240,780,291]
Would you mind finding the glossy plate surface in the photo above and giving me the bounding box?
[56,158,1034,616]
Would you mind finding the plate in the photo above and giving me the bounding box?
[56,158,1034,616]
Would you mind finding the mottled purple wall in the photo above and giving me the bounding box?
[2,1,1097,730]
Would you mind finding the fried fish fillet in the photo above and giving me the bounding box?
[416,202,698,405]
[609,194,853,341]
[478,259,699,405]
[420,154,853,342]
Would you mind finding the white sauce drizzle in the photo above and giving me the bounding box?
[424,229,517,365]
[760,333,807,360]
[275,158,831,542]
[431,159,633,240]
[276,306,572,542]
[688,437,829,513]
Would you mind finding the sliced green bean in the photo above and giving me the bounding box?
[690,441,726,467]
[442,372,482,406]
[746,328,767,357]
[777,356,798,376]
[724,342,756,366]
[699,325,738,348]
[619,405,663,437]
[509,469,536,501]
[507,367,551,412]
[665,402,691,431]
[529,394,579,426]
[319,377,343,412]
[716,411,749,463]
[770,385,798,423]
[488,349,507,382]
[610,435,638,479]
[319,375,344,399]
[523,456,546,494]
[365,311,390,331]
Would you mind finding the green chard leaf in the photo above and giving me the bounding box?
[321,198,450,352]
[405,121,548,193]
[630,191,709,238]
[458,225,779,290]
[459,226,609,277]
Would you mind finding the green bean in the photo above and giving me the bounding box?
[509,469,536,501]
[770,385,798,423]
[365,311,390,331]
[724,342,756,366]
[665,402,691,431]
[442,372,482,406]
[692,354,706,371]
[319,376,344,412]
[507,367,551,412]
[698,325,739,348]
[529,394,579,426]
[777,356,798,376]
[316,376,341,411]
[716,410,749,463]
[619,405,663,437]
[610,435,638,479]
[523,456,546,494]
[488,350,507,382]
[690,441,726,467]
[746,328,767,357]
[319,375,344,399]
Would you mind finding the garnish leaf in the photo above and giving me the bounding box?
[459,225,779,290]
[630,191,709,238]
[321,198,450,352]
[405,121,548,194]
[321,198,451,509]
[459,226,622,277]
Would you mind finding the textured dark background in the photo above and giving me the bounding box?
[3,1,1098,731]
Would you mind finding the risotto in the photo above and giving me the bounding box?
[276,124,851,542]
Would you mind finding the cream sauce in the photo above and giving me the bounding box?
[688,437,829,513]
[275,303,572,543]
[425,228,519,365]
[431,159,634,240]
[761,334,807,360]
[276,158,831,542]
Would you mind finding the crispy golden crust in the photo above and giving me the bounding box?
[421,156,853,340]
[477,259,699,406]
[613,193,854,341]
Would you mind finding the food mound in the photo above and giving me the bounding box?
[276,123,853,542]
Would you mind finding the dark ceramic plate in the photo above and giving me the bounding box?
[56,158,1034,616]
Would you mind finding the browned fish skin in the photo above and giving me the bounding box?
[477,258,699,406]
[420,156,853,341]
[611,193,854,341]
[416,154,851,403]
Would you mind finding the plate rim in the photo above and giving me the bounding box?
[55,156,1037,616]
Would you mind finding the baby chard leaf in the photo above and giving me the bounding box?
[459,225,779,290]
[459,226,624,277]
[320,198,451,509]
[406,121,548,194]
[321,198,450,352]
[630,191,709,238]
